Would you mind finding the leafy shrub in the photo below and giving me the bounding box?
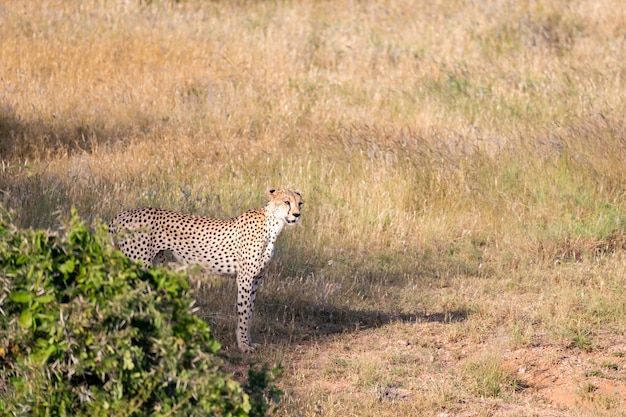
[0,209,280,416]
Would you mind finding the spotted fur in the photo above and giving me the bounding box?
[108,188,303,353]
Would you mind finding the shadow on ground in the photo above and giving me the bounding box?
[265,299,468,333]
[195,278,471,355]
[0,106,146,161]
[254,300,470,347]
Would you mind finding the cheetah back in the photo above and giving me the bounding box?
[110,208,272,276]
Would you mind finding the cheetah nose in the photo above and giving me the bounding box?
[293,213,300,218]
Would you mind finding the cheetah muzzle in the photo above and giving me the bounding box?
[108,187,303,353]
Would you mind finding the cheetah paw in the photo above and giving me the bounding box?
[239,342,261,353]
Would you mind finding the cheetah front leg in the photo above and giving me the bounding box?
[236,273,262,353]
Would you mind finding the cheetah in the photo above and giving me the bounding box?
[108,188,303,353]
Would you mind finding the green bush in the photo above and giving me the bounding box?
[0,209,280,416]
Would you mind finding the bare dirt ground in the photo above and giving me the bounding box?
[291,325,625,416]
[200,269,626,416]
[505,340,626,413]
[220,315,626,416]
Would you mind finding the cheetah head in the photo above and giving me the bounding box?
[266,187,303,226]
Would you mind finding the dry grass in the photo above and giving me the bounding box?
[1,0,625,415]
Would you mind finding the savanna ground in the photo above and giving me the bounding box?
[1,0,625,415]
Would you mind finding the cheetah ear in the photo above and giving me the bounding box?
[266,186,276,195]
[294,189,302,196]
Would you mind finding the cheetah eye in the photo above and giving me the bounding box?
[284,201,290,207]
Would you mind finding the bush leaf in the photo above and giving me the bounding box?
[58,259,75,274]
[10,291,32,304]
[18,310,33,329]
[34,295,55,304]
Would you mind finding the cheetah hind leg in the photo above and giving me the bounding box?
[152,250,178,267]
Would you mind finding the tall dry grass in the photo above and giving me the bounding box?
[1,0,625,415]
